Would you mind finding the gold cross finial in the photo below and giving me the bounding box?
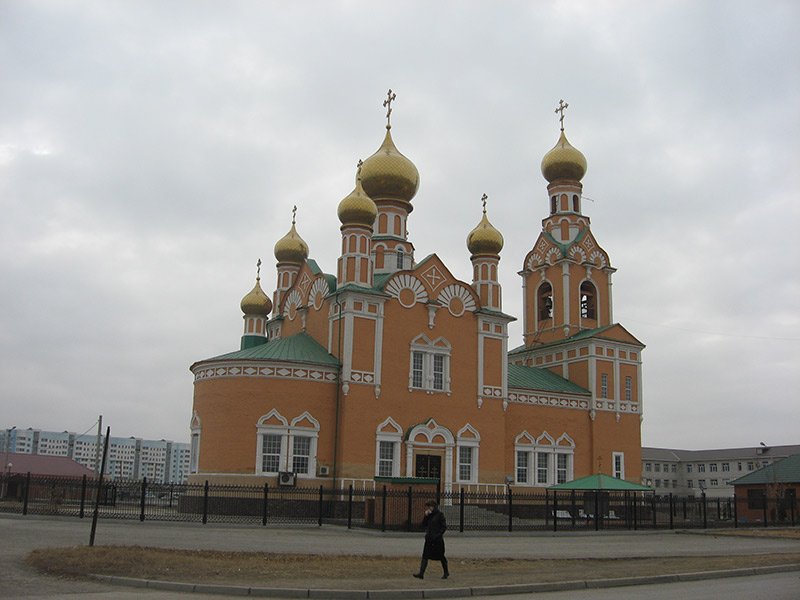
[481,193,488,215]
[555,99,569,131]
[383,89,396,130]
[256,258,262,282]
[291,205,297,225]
[356,158,363,180]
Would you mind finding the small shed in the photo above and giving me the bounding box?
[730,454,800,522]
[549,474,652,519]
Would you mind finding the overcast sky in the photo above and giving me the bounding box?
[1,1,798,450]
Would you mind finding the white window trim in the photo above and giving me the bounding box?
[514,431,574,487]
[456,424,480,484]
[189,412,201,474]
[256,410,319,478]
[375,417,403,478]
[613,451,625,480]
[408,335,452,395]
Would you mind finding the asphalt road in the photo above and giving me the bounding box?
[2,515,799,599]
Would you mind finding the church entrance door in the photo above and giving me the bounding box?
[415,454,442,481]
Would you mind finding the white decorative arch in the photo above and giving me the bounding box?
[589,250,608,268]
[526,252,543,269]
[283,289,303,319]
[257,409,288,427]
[556,433,576,448]
[377,417,403,436]
[456,423,481,442]
[545,247,560,265]
[190,411,201,429]
[407,418,454,445]
[290,411,320,431]
[536,431,556,445]
[385,274,428,308]
[375,417,403,478]
[515,430,535,445]
[569,245,587,262]
[438,284,476,317]
[308,277,329,310]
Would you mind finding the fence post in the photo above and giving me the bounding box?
[318,485,324,527]
[791,493,796,527]
[202,480,209,525]
[702,492,707,529]
[507,487,513,533]
[594,490,599,531]
[22,472,31,516]
[633,492,638,530]
[733,494,738,528]
[651,494,657,529]
[381,485,387,532]
[544,489,550,528]
[139,477,147,522]
[407,486,413,532]
[79,475,87,519]
[347,484,353,529]
[571,490,576,528]
[762,489,768,527]
[262,482,269,526]
[553,490,558,532]
[459,488,465,533]
[668,493,674,530]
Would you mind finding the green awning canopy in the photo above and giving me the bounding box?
[549,473,653,492]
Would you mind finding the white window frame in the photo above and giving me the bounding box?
[613,451,625,479]
[456,425,480,484]
[514,431,574,487]
[256,410,319,478]
[408,335,451,394]
[189,412,201,474]
[375,418,403,478]
[601,373,608,399]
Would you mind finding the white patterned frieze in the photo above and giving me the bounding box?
[193,362,338,383]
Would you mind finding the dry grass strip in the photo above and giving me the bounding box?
[26,546,800,590]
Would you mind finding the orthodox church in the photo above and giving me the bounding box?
[188,94,644,494]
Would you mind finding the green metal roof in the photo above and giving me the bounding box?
[549,473,652,491]
[509,324,644,355]
[204,332,340,366]
[507,363,590,395]
[729,454,800,486]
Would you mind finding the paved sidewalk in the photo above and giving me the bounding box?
[2,515,799,598]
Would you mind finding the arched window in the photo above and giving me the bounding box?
[580,281,596,320]
[396,249,404,270]
[538,282,553,321]
[572,194,580,212]
[550,196,557,214]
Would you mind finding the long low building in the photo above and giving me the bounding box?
[642,444,800,498]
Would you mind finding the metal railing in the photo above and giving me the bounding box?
[0,474,796,532]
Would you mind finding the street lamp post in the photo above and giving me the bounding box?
[2,426,16,499]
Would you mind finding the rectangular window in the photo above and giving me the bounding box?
[698,464,705,473]
[516,451,529,483]
[433,354,444,391]
[687,464,693,473]
[536,453,549,485]
[710,479,718,486]
[747,462,754,470]
[378,441,394,477]
[698,479,706,489]
[654,463,661,473]
[722,463,730,472]
[613,452,625,479]
[662,464,669,472]
[412,352,424,388]
[291,436,311,474]
[625,376,632,402]
[458,446,473,481]
[687,480,693,488]
[672,464,677,473]
[261,434,281,473]
[556,453,568,484]
[645,463,651,472]
[710,463,718,472]
[600,374,608,399]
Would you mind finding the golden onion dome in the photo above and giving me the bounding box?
[541,130,587,183]
[360,128,420,205]
[240,277,272,316]
[338,171,377,227]
[273,211,309,264]
[467,197,504,256]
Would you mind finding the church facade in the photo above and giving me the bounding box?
[188,96,644,494]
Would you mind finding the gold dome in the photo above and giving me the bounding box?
[338,174,377,227]
[541,130,587,183]
[360,128,420,205]
[241,278,272,316]
[467,202,504,257]
[273,214,309,264]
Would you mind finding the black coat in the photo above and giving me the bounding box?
[421,508,447,560]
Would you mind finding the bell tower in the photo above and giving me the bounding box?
[520,101,615,347]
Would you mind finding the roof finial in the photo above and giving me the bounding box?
[555,99,569,132]
[356,158,363,181]
[291,205,297,225]
[256,258,262,282]
[383,89,396,130]
[481,193,488,215]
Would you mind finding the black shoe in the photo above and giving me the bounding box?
[413,573,424,579]
[442,572,449,579]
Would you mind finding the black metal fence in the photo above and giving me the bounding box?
[1,474,797,532]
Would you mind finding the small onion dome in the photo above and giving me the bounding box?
[338,177,377,227]
[240,279,272,316]
[541,130,587,183]
[273,222,309,264]
[360,129,420,205]
[467,211,504,256]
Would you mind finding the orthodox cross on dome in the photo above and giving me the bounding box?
[256,258,262,282]
[291,205,297,225]
[356,158,363,180]
[481,193,488,215]
[555,99,569,131]
[383,89,396,129]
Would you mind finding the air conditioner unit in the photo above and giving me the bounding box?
[318,466,330,476]
[278,471,296,486]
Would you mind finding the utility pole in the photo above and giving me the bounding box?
[94,415,102,478]
[2,426,16,498]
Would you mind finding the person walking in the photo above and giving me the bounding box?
[413,499,449,579]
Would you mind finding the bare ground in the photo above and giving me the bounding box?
[26,544,800,590]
